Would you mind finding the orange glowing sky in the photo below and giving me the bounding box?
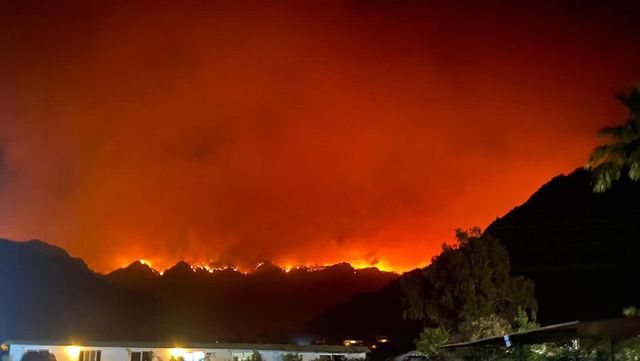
[1,1,639,273]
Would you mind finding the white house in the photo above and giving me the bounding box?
[3,341,368,361]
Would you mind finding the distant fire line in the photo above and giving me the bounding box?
[122,258,403,276]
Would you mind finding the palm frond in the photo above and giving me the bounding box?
[627,147,640,181]
[616,87,640,114]
[599,125,629,135]
[598,123,636,141]
[591,162,622,193]
[629,162,640,181]
[587,144,627,168]
[587,87,640,192]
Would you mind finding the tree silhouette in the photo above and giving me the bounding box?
[402,228,536,342]
[247,351,264,361]
[586,87,640,192]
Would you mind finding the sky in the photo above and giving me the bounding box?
[1,0,639,273]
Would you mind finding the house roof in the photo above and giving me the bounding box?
[442,317,640,349]
[2,340,368,354]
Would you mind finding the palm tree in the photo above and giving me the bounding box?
[586,87,640,192]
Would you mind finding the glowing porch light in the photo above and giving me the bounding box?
[170,348,186,358]
[376,336,389,343]
[343,340,361,347]
[66,346,82,359]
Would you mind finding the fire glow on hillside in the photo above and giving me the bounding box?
[129,258,397,275]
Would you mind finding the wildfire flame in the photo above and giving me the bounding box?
[120,257,400,275]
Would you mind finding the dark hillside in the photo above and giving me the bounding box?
[0,239,396,342]
[485,168,640,323]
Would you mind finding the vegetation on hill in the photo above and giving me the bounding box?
[402,228,536,353]
[402,228,536,338]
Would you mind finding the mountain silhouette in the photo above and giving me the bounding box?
[105,261,161,288]
[0,239,396,342]
[485,168,640,324]
[0,239,135,340]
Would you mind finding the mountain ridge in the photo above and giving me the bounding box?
[485,167,640,324]
[0,238,398,342]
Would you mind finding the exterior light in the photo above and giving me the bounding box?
[170,348,186,358]
[342,340,362,347]
[66,346,82,359]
